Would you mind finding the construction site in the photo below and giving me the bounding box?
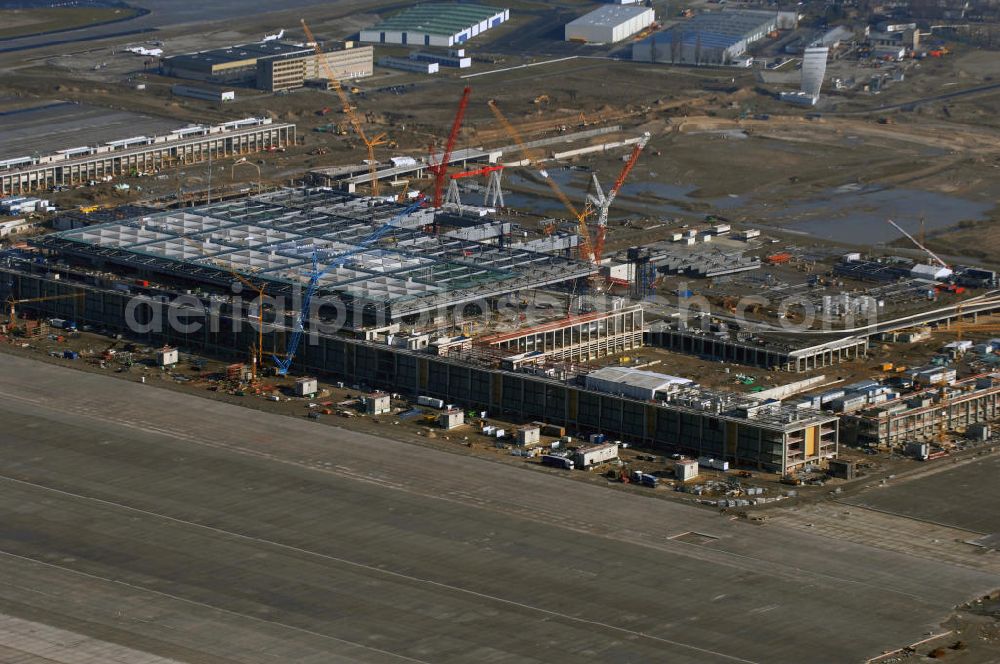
[3,0,1000,662]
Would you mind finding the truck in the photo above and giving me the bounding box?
[49,318,77,331]
[630,470,659,487]
[541,454,574,470]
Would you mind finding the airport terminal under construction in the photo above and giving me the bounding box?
[4,187,849,475]
[8,184,1000,476]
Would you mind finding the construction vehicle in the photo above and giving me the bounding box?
[586,132,650,265]
[428,86,472,210]
[301,19,387,196]
[488,99,595,262]
[532,94,550,105]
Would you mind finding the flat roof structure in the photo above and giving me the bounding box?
[633,9,777,64]
[361,4,510,47]
[162,41,313,73]
[565,5,655,43]
[586,365,692,400]
[32,187,594,321]
[0,101,175,163]
[1,118,294,196]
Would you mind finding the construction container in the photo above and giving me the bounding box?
[697,456,729,471]
[363,392,391,415]
[541,424,566,438]
[517,426,541,446]
[156,346,179,367]
[417,395,445,409]
[295,377,318,397]
[573,443,619,468]
[541,454,574,470]
[438,408,465,430]
[675,459,699,481]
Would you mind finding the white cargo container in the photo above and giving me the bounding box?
[573,443,619,468]
[697,456,729,471]
[156,346,179,367]
[438,408,465,430]
[517,425,541,446]
[675,459,699,481]
[294,377,318,397]
[417,395,445,409]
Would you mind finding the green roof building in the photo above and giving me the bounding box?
[360,4,509,47]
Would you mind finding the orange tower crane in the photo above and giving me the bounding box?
[301,19,387,197]
[429,86,472,209]
[587,132,650,266]
[487,99,595,261]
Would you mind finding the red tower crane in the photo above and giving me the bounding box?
[429,86,473,208]
[590,133,650,266]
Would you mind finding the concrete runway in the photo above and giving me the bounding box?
[843,455,1000,535]
[0,0,331,52]
[0,353,997,663]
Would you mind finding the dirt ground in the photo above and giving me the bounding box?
[3,15,998,256]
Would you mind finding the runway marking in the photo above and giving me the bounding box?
[0,379,943,604]
[0,474,759,664]
[0,552,432,664]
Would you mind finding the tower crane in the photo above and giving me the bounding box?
[301,19,388,197]
[586,132,650,266]
[886,218,949,269]
[487,100,595,262]
[272,196,426,375]
[4,293,85,333]
[429,86,472,209]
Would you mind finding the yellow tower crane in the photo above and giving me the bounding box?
[301,19,388,197]
[4,293,85,333]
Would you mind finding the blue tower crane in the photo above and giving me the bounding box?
[272,196,426,375]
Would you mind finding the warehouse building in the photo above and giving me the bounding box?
[632,9,777,65]
[565,5,655,43]
[162,41,373,92]
[0,118,294,196]
[360,4,509,47]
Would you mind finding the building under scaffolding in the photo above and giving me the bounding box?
[839,373,1000,447]
[1,118,295,196]
[0,254,840,474]
[480,306,644,363]
[30,188,595,326]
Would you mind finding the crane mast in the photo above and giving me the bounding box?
[592,132,650,265]
[886,218,949,269]
[430,86,472,209]
[486,100,595,262]
[301,19,387,197]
